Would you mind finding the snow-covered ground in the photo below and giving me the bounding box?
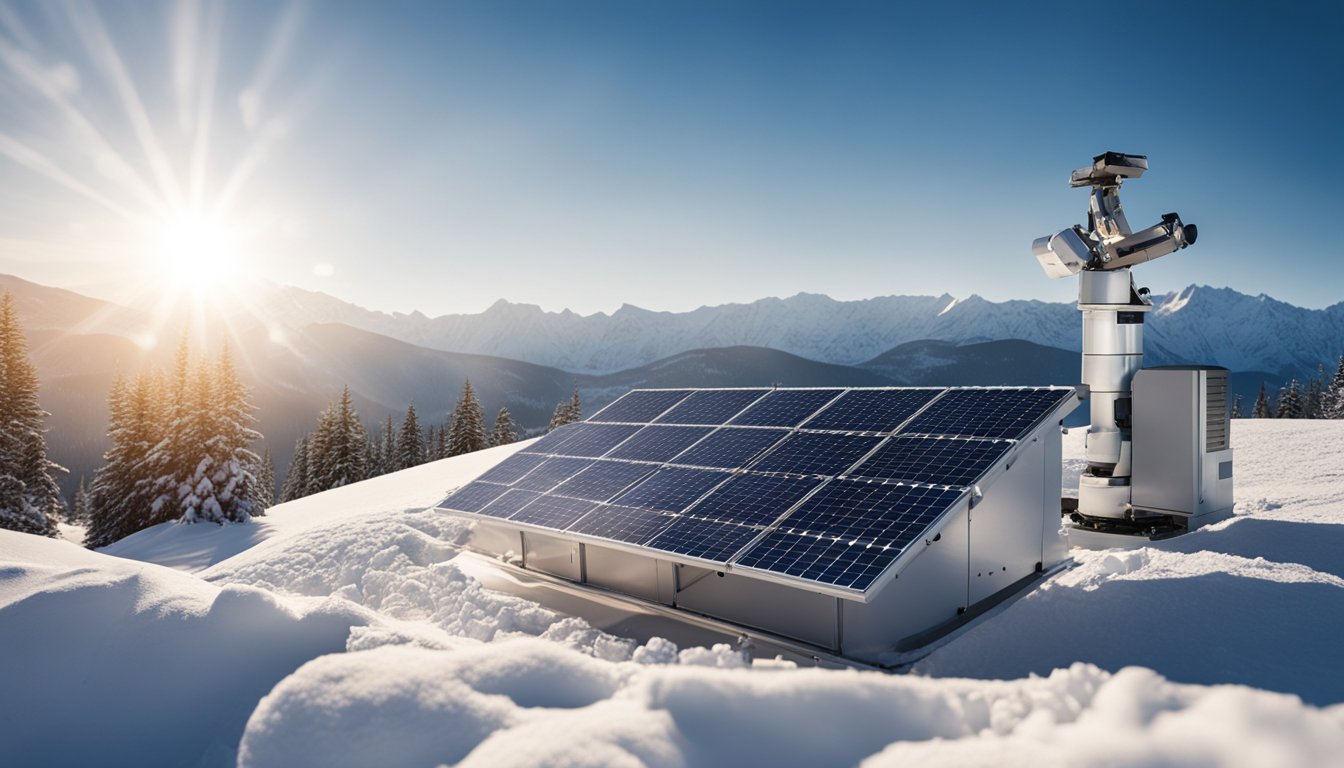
[3,423,1343,766]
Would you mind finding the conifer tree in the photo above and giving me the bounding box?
[145,337,199,527]
[1325,355,1344,419]
[1230,394,1243,419]
[307,387,367,491]
[70,476,90,525]
[0,290,63,536]
[393,403,423,469]
[447,379,487,456]
[1251,383,1271,419]
[425,425,437,461]
[491,407,517,447]
[434,421,448,460]
[548,387,582,431]
[258,448,276,509]
[87,372,164,548]
[380,414,397,474]
[281,437,310,502]
[1275,379,1304,419]
[192,346,265,522]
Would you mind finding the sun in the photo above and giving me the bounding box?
[154,214,241,286]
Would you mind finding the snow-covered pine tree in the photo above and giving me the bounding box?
[305,402,336,495]
[280,436,310,502]
[258,447,276,509]
[547,387,582,431]
[1251,383,1272,418]
[447,380,487,456]
[1276,379,1304,419]
[396,403,424,469]
[491,407,517,447]
[1325,355,1344,419]
[86,372,165,547]
[70,476,89,525]
[1230,394,1243,419]
[424,425,436,461]
[307,387,367,491]
[380,414,396,474]
[1305,367,1325,419]
[0,290,62,536]
[202,346,265,522]
[144,337,200,528]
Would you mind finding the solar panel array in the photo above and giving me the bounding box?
[439,386,1074,596]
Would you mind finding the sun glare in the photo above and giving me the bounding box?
[155,214,240,286]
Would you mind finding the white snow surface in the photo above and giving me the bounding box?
[4,423,1344,766]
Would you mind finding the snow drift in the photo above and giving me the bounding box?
[3,422,1343,766]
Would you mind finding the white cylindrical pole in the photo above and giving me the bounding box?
[1076,268,1148,519]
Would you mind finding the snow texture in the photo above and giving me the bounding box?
[4,422,1343,766]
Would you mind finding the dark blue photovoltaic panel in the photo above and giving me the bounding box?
[605,425,715,463]
[669,428,789,470]
[477,489,543,519]
[901,388,1073,439]
[735,480,964,590]
[802,389,940,433]
[519,422,586,455]
[440,481,509,513]
[512,457,595,491]
[654,389,769,425]
[567,505,675,544]
[511,495,599,529]
[590,389,692,423]
[750,432,883,477]
[612,468,732,513]
[475,453,548,485]
[729,389,843,428]
[537,423,642,458]
[682,473,822,527]
[646,517,763,562]
[847,436,1012,487]
[551,461,657,502]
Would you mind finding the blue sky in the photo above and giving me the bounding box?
[0,0,1339,315]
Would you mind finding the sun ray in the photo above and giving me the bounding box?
[184,0,226,210]
[0,131,148,222]
[62,0,185,208]
[0,37,168,214]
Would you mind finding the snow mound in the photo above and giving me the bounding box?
[0,533,368,767]
[238,639,1344,768]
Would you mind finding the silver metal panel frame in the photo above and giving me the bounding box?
[522,531,582,581]
[674,564,841,650]
[968,435,1048,605]
[584,544,669,605]
[1132,368,1199,514]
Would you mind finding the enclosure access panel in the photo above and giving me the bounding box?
[1131,366,1234,528]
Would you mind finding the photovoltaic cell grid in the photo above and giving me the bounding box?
[439,386,1074,595]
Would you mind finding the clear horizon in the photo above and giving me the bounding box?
[1,1,1339,316]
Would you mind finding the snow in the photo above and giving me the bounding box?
[3,421,1344,766]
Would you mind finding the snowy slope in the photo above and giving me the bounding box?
[3,422,1343,766]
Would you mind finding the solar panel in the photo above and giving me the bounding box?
[646,517,763,562]
[440,481,510,513]
[475,453,548,485]
[729,389,843,428]
[680,473,822,527]
[847,436,1012,487]
[605,425,715,463]
[735,480,964,590]
[440,385,1075,598]
[590,389,692,423]
[802,389,939,433]
[477,488,544,519]
[550,460,657,502]
[567,505,674,544]
[513,457,595,491]
[900,387,1073,440]
[611,467,731,514]
[655,389,768,425]
[669,427,789,470]
[750,432,884,477]
[511,494,600,529]
[536,422,642,458]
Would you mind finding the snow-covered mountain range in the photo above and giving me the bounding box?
[264,283,1344,377]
